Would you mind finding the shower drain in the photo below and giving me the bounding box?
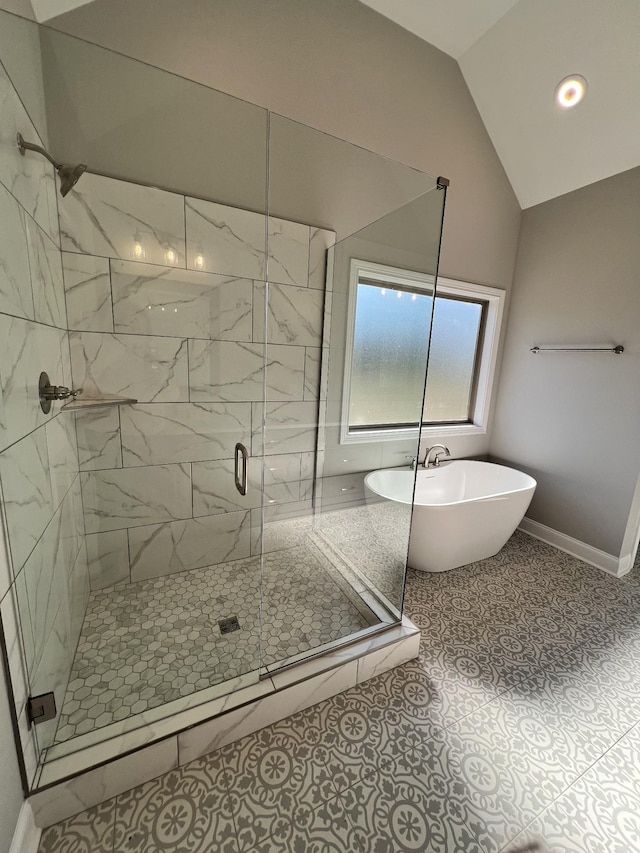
[218,616,240,635]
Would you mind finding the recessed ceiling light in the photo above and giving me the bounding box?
[555,75,588,109]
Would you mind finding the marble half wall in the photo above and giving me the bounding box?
[59,171,335,588]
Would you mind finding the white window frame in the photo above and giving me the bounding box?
[340,259,505,445]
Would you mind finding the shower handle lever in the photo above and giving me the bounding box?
[40,383,83,401]
[234,442,249,496]
[38,371,82,414]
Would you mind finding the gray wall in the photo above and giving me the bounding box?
[0,11,48,143]
[490,167,640,557]
[0,0,33,18]
[47,0,521,284]
[47,0,522,459]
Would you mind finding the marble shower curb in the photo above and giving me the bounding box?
[28,617,420,828]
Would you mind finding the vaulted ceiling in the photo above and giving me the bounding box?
[28,0,640,209]
[360,0,640,208]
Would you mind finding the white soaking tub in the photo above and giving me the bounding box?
[364,461,536,572]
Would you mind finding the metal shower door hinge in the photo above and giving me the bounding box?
[26,692,56,727]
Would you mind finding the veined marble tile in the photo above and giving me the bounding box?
[70,332,189,403]
[30,594,73,750]
[308,227,335,289]
[62,476,84,571]
[319,291,332,401]
[192,452,301,515]
[21,500,70,677]
[12,568,35,677]
[81,463,191,534]
[120,403,250,467]
[75,406,122,471]
[30,738,179,828]
[129,510,251,581]
[189,340,304,402]
[253,281,324,346]
[266,344,306,401]
[0,63,58,244]
[0,427,53,575]
[300,479,314,503]
[0,315,66,450]
[0,577,30,714]
[355,623,421,683]
[0,584,41,779]
[300,451,316,481]
[189,340,264,403]
[192,458,261,514]
[43,673,270,782]
[111,260,252,342]
[0,181,34,320]
[304,347,321,400]
[263,452,305,503]
[185,197,265,279]
[86,529,129,590]
[253,400,319,455]
[322,442,383,478]
[25,215,66,329]
[0,501,11,604]
[62,253,113,333]
[318,472,366,506]
[45,412,78,509]
[67,539,89,645]
[177,659,358,765]
[268,216,309,286]
[59,172,185,266]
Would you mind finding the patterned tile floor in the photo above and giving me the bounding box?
[54,542,378,744]
[40,531,640,852]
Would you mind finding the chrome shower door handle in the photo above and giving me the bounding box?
[234,442,249,496]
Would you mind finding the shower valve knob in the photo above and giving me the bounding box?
[38,372,82,413]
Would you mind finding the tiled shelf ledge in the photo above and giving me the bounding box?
[63,396,138,410]
[28,617,420,828]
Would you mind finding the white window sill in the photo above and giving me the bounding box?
[341,422,487,445]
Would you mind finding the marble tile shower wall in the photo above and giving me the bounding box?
[0,58,89,772]
[59,170,334,589]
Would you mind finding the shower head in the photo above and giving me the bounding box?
[57,163,87,197]
[17,133,87,197]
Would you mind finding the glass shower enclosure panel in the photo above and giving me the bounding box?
[262,115,446,669]
[0,16,270,767]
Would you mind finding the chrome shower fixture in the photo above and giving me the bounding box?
[17,132,87,197]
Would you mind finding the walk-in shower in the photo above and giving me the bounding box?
[0,9,447,798]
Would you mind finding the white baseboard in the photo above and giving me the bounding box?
[518,517,629,578]
[9,802,41,853]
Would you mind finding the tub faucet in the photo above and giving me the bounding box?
[422,444,451,468]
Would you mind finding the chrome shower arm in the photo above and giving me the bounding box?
[17,133,61,169]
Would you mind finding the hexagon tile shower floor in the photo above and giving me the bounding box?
[54,543,378,743]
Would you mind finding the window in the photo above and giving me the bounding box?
[342,260,504,444]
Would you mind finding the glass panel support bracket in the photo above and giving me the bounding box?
[27,692,57,728]
[436,177,450,190]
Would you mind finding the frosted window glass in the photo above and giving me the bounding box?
[349,283,432,427]
[423,297,482,422]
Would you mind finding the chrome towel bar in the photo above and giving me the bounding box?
[530,345,624,355]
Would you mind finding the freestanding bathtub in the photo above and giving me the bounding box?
[364,461,536,572]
